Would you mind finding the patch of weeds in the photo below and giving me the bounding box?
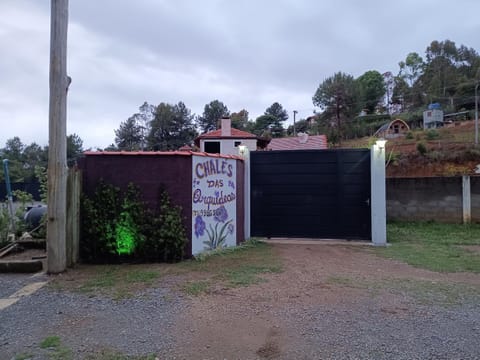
[85,349,157,360]
[39,336,61,349]
[225,263,283,287]
[177,240,283,290]
[378,223,480,273]
[14,353,33,360]
[182,280,211,296]
[70,266,162,300]
[124,269,159,284]
[39,336,72,360]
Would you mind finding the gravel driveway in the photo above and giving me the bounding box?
[1,242,479,359]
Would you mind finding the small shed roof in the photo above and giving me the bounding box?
[374,119,410,136]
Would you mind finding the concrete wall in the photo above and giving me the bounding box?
[387,176,480,223]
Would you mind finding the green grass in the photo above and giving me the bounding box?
[14,354,33,360]
[378,222,480,273]
[17,338,156,360]
[39,336,61,349]
[75,266,162,299]
[182,280,211,295]
[52,240,282,298]
[37,336,72,360]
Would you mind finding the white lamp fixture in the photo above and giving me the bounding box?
[238,144,247,156]
[376,138,387,150]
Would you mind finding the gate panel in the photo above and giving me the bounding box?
[251,149,371,240]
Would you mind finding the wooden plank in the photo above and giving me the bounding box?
[66,167,81,267]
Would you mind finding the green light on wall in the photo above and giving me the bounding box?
[115,213,137,255]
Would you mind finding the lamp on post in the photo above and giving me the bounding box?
[376,138,387,152]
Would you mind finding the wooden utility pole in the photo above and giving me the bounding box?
[47,0,69,273]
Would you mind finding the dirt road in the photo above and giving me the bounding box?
[1,243,479,359]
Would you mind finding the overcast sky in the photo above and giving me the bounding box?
[1,0,479,149]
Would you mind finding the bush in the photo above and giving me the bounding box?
[405,131,414,140]
[81,181,187,263]
[426,129,440,140]
[416,142,427,155]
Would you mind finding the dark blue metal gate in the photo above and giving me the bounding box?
[251,149,371,240]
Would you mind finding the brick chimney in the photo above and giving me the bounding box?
[221,117,231,136]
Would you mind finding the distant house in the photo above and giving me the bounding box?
[266,133,328,151]
[423,103,444,129]
[374,119,410,139]
[194,117,269,155]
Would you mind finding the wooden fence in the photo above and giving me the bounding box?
[66,167,81,267]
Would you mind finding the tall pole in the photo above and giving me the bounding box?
[47,0,69,274]
[475,82,478,146]
[293,110,298,136]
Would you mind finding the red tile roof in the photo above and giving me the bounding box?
[83,150,244,160]
[266,134,328,151]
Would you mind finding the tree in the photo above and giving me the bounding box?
[398,52,424,87]
[312,72,359,133]
[197,100,229,133]
[114,102,155,150]
[148,102,198,151]
[356,70,386,114]
[265,102,289,123]
[67,133,83,164]
[0,137,48,182]
[115,116,144,151]
[250,114,283,138]
[230,109,249,131]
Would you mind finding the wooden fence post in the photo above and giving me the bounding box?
[66,167,81,267]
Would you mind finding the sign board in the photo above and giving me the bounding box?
[191,155,237,255]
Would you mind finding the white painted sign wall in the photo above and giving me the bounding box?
[192,155,237,255]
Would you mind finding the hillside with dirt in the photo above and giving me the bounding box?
[341,120,480,177]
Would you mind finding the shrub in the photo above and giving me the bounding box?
[81,181,187,263]
[416,142,427,155]
[426,129,440,140]
[405,131,414,140]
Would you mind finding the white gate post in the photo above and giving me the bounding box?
[239,146,251,240]
[462,175,471,224]
[371,140,387,246]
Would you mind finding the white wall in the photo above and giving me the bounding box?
[201,138,257,156]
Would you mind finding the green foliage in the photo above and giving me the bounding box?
[0,204,11,247]
[416,141,427,155]
[34,166,48,203]
[197,99,230,133]
[67,133,84,165]
[356,70,386,114]
[81,181,122,261]
[313,72,359,140]
[230,109,249,131]
[156,190,187,262]
[425,129,440,140]
[405,131,414,140]
[147,101,198,150]
[39,336,61,349]
[115,102,155,151]
[81,182,186,263]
